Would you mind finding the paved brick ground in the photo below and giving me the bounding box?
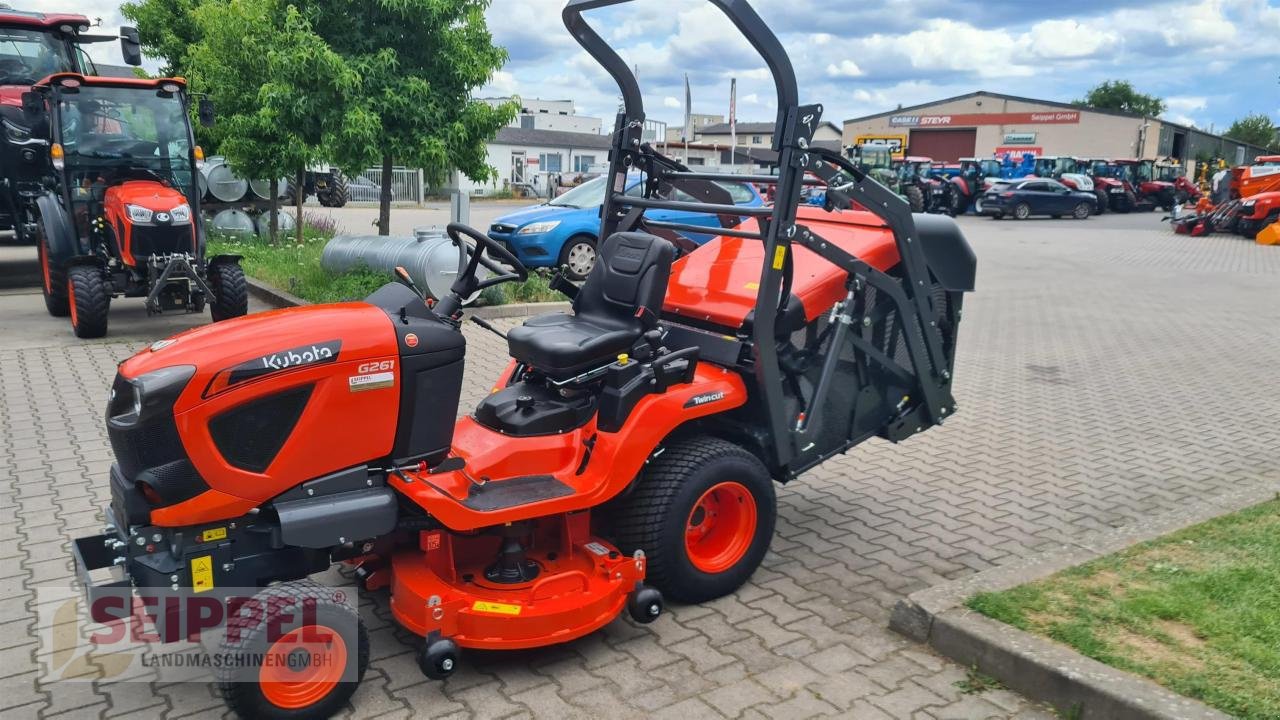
[3,212,1279,719]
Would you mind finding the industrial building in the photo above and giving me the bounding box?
[842,91,1270,166]
[483,97,603,135]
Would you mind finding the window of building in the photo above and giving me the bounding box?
[751,135,762,145]
[688,157,705,166]
[573,155,596,172]
[539,153,563,172]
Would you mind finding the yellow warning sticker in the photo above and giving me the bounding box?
[472,600,522,616]
[201,527,227,543]
[191,555,214,593]
[744,281,759,290]
[772,245,787,270]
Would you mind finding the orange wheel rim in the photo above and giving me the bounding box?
[68,283,77,325]
[258,625,347,710]
[685,481,757,573]
[39,243,51,293]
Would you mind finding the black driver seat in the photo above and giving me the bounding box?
[506,231,674,378]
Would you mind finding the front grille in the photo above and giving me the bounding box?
[106,372,208,506]
[127,224,195,262]
[490,223,516,234]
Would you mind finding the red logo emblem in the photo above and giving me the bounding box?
[404,333,419,348]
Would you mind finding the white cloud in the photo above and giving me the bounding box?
[483,70,519,97]
[1166,96,1208,113]
[663,96,681,108]
[825,60,864,78]
[1022,19,1118,59]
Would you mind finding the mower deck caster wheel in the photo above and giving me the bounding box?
[628,585,663,624]
[418,636,459,680]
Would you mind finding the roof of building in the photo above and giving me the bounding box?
[698,120,841,137]
[840,90,1150,124]
[719,139,842,166]
[492,126,612,150]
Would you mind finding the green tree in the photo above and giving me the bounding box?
[120,0,206,76]
[1074,80,1166,117]
[1224,113,1279,151]
[304,0,516,234]
[187,0,377,242]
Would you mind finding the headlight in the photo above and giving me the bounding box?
[108,365,196,423]
[126,204,154,224]
[1241,200,1255,208]
[168,203,192,224]
[518,221,561,235]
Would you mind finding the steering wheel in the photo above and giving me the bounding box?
[434,222,528,318]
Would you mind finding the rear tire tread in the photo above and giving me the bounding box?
[208,262,249,322]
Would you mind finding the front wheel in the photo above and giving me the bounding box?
[1073,202,1092,220]
[904,185,925,213]
[67,265,110,338]
[207,261,249,322]
[558,235,597,281]
[611,436,776,604]
[217,581,369,720]
[1093,189,1109,215]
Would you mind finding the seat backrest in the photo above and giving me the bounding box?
[573,231,673,323]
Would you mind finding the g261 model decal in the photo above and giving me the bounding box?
[683,391,725,408]
[203,340,342,397]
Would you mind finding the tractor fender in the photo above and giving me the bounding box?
[914,214,976,292]
[35,192,79,264]
[208,253,243,266]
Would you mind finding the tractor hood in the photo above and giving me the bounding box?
[105,180,189,212]
[118,303,399,415]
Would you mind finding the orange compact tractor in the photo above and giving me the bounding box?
[22,73,247,337]
[72,1,974,717]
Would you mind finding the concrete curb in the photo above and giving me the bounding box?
[891,480,1279,719]
[245,275,568,319]
[246,276,308,309]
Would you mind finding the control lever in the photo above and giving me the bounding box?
[469,315,507,340]
[394,266,426,300]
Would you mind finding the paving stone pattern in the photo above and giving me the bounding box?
[3,214,1278,718]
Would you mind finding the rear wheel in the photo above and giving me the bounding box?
[208,262,249,322]
[904,185,925,213]
[611,436,775,603]
[1093,189,1109,214]
[1013,202,1031,220]
[37,224,69,317]
[1072,202,1092,220]
[558,235,597,281]
[67,265,109,338]
[218,581,368,720]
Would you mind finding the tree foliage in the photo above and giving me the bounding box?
[1224,113,1279,151]
[186,0,376,241]
[1074,80,1166,118]
[302,0,516,233]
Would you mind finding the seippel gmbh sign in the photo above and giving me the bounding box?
[889,111,1081,127]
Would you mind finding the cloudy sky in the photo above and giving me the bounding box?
[47,0,1280,133]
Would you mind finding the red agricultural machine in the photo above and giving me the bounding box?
[22,73,247,337]
[71,0,974,716]
[1172,157,1280,239]
[0,8,140,243]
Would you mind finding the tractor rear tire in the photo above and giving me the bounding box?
[1093,189,1108,215]
[67,265,110,339]
[37,225,69,317]
[610,436,775,604]
[217,580,369,720]
[208,262,249,322]
[904,185,925,213]
[319,173,350,208]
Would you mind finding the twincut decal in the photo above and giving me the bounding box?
[684,391,726,408]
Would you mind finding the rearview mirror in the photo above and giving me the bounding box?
[21,91,42,119]
[197,98,215,128]
[120,26,141,66]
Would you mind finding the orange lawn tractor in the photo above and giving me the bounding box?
[22,73,247,337]
[69,1,975,717]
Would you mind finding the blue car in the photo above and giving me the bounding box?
[979,177,1098,220]
[488,173,764,279]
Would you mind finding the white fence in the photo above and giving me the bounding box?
[354,166,425,204]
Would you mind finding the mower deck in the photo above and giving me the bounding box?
[385,515,645,650]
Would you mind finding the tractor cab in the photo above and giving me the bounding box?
[0,10,141,241]
[26,73,246,337]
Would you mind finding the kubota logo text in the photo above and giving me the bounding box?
[262,344,335,370]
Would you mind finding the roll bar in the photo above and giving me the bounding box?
[561,0,960,476]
